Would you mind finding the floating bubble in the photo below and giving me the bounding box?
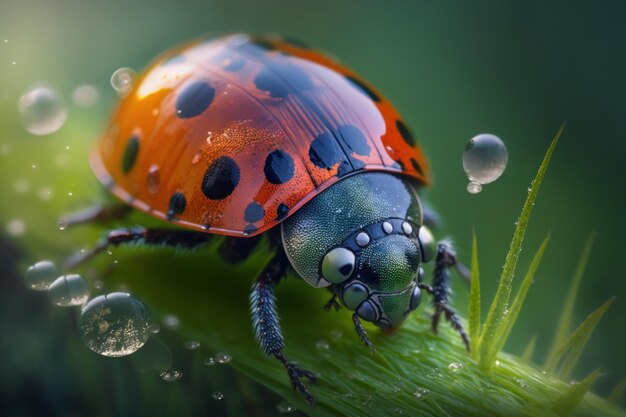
[48,274,90,306]
[448,362,464,373]
[203,357,216,366]
[79,292,152,357]
[111,67,136,96]
[162,314,180,330]
[463,133,508,193]
[211,391,224,400]
[216,352,232,364]
[184,340,200,350]
[160,369,182,382]
[72,84,99,108]
[18,86,68,135]
[413,387,430,400]
[25,260,59,290]
[277,401,297,413]
[6,219,26,236]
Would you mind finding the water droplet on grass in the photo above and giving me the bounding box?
[184,340,200,350]
[18,86,67,135]
[216,352,232,364]
[148,324,160,334]
[212,391,224,400]
[79,292,152,357]
[203,357,216,366]
[413,387,430,400]
[448,362,464,373]
[277,401,297,413]
[111,67,136,96]
[48,274,90,306]
[57,220,68,230]
[315,339,330,351]
[160,369,182,381]
[25,260,59,290]
[463,133,508,193]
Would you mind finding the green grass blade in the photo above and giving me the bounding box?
[553,297,615,379]
[609,378,626,405]
[545,232,597,369]
[522,334,538,362]
[468,229,481,358]
[491,235,550,357]
[478,125,563,369]
[553,369,603,417]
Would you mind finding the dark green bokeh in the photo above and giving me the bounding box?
[1,0,625,414]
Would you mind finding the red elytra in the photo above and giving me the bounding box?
[92,33,429,237]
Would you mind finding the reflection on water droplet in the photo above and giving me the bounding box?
[79,292,152,357]
[48,274,90,306]
[448,362,464,373]
[72,84,99,108]
[203,357,216,366]
[466,181,482,194]
[184,340,200,350]
[18,86,67,135]
[57,219,68,230]
[277,401,297,413]
[315,339,330,351]
[111,67,136,96]
[160,369,182,382]
[162,314,180,330]
[463,134,508,192]
[413,387,430,400]
[25,260,59,290]
[216,352,232,364]
[6,219,26,236]
[211,391,224,400]
[147,164,161,193]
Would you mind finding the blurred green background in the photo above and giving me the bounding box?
[1,0,625,415]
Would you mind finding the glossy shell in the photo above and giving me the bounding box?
[92,33,430,237]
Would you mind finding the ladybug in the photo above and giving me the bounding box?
[64,33,469,404]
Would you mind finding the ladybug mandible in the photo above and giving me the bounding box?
[64,33,469,404]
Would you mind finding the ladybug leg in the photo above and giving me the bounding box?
[59,203,132,229]
[218,236,262,263]
[250,250,317,405]
[323,291,342,311]
[352,313,376,352]
[65,227,212,269]
[418,242,470,351]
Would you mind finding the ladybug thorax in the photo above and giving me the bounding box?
[281,172,424,328]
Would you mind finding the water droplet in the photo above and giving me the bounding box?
[463,133,508,191]
[6,219,26,236]
[14,179,30,194]
[216,352,232,364]
[448,362,464,373]
[466,181,482,194]
[57,219,67,231]
[162,314,180,330]
[514,378,529,388]
[315,339,330,351]
[93,280,104,290]
[413,387,430,400]
[25,260,59,290]
[79,292,152,357]
[184,340,200,350]
[110,67,136,96]
[160,369,182,382]
[18,86,67,135]
[211,391,224,400]
[48,274,90,306]
[146,164,161,193]
[277,401,297,413]
[148,324,161,334]
[72,84,99,108]
[203,357,216,366]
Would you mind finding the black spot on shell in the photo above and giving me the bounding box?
[254,64,312,98]
[395,160,406,170]
[167,192,187,219]
[410,158,424,175]
[276,203,289,220]
[244,202,265,223]
[339,125,370,156]
[346,75,381,102]
[254,67,289,98]
[224,57,245,72]
[176,81,215,119]
[337,161,352,176]
[201,156,240,200]
[264,150,295,184]
[309,132,344,169]
[396,120,415,147]
[121,135,139,174]
[243,224,258,235]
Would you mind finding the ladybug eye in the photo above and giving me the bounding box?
[322,247,355,283]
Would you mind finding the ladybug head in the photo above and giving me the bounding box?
[320,219,433,329]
